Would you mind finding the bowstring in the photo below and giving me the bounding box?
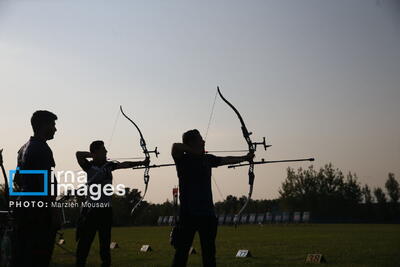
[107,106,121,150]
[205,90,225,201]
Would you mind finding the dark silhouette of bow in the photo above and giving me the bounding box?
[216,87,270,225]
[119,106,159,215]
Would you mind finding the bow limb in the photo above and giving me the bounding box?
[119,106,149,156]
[119,106,151,215]
[217,87,255,224]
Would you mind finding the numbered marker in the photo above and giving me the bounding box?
[189,247,196,255]
[305,253,326,263]
[236,249,252,258]
[140,245,152,252]
[110,242,119,249]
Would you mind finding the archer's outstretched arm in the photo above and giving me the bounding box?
[219,152,254,166]
[114,158,149,170]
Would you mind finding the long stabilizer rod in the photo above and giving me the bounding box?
[131,158,314,170]
[228,157,315,169]
[132,163,176,170]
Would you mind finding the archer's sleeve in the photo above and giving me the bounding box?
[79,159,91,172]
[107,162,119,172]
[172,154,184,165]
[207,154,222,168]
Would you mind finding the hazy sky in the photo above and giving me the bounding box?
[1,0,399,203]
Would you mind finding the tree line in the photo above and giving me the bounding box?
[278,164,399,223]
[1,163,399,225]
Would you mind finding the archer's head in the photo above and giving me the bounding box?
[90,140,108,162]
[31,110,57,141]
[182,129,205,154]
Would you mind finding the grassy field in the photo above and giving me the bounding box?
[51,224,400,267]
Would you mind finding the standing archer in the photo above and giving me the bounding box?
[75,140,148,267]
[171,129,253,267]
[13,110,59,267]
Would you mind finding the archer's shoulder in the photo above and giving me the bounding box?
[205,153,219,160]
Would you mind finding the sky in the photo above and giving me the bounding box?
[0,0,399,203]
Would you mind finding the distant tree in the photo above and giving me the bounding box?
[373,187,387,204]
[215,195,239,214]
[225,195,238,213]
[362,184,373,204]
[279,163,362,219]
[385,173,399,203]
[343,172,363,203]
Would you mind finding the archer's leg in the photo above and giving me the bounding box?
[171,216,196,267]
[98,208,112,267]
[35,226,57,267]
[198,215,218,267]
[76,216,97,267]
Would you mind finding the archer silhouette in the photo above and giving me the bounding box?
[170,129,253,267]
[13,110,59,267]
[75,140,148,267]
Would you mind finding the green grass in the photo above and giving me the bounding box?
[51,224,400,267]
